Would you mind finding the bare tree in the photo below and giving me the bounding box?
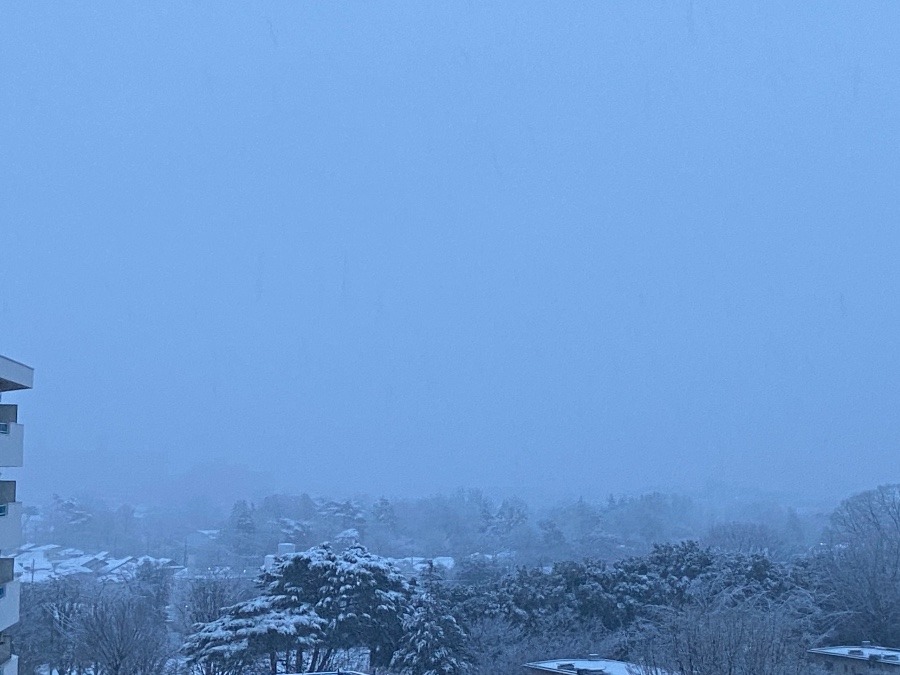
[465,615,616,675]
[627,577,825,675]
[703,521,787,558]
[16,576,93,675]
[821,484,900,644]
[173,571,253,638]
[75,564,172,675]
[77,584,171,675]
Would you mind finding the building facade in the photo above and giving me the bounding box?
[0,355,34,675]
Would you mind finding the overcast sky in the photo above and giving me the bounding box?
[2,2,899,506]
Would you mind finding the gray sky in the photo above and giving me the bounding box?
[2,2,899,505]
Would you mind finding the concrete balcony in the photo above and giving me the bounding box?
[0,356,33,393]
[0,580,19,633]
[0,479,22,552]
[0,502,22,554]
[0,558,18,633]
[0,636,11,672]
[0,425,22,468]
[0,634,14,675]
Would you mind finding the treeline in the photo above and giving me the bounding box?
[30,488,823,569]
[16,484,900,675]
[188,539,832,675]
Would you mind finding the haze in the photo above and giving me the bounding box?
[2,2,898,506]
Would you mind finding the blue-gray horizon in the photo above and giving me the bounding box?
[2,2,898,505]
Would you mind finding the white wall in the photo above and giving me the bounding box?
[0,654,17,675]
[0,582,20,634]
[0,504,22,554]
[0,426,23,468]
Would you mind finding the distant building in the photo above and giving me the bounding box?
[808,644,900,673]
[0,354,34,675]
[14,543,182,584]
[525,656,661,675]
[385,555,455,576]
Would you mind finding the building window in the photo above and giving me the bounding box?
[0,504,7,517]
[0,423,7,434]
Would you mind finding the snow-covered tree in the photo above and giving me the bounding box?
[261,543,409,668]
[173,571,252,640]
[819,484,900,645]
[183,596,325,675]
[373,497,398,531]
[317,499,367,538]
[226,500,258,557]
[392,562,470,675]
[78,582,171,675]
[185,543,410,673]
[16,576,93,675]
[628,579,824,675]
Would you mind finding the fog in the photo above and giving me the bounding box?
[2,2,899,506]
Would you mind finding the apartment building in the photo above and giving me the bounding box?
[0,355,34,675]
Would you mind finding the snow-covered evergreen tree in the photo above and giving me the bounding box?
[392,561,471,675]
[183,596,324,675]
[226,500,258,557]
[184,543,410,673]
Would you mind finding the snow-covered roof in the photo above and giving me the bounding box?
[809,646,900,665]
[31,544,61,553]
[15,549,54,583]
[385,556,456,573]
[15,543,182,583]
[525,658,653,675]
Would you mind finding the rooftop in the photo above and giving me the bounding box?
[0,355,33,393]
[809,646,900,665]
[15,543,182,584]
[525,658,650,675]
